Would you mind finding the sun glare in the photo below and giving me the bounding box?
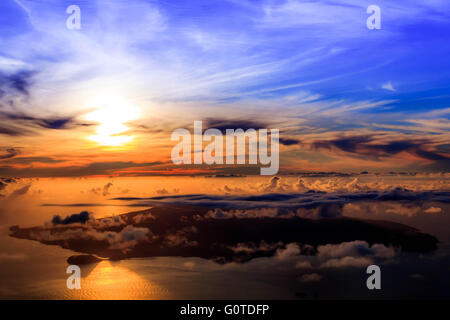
[85,95,141,147]
[65,261,171,299]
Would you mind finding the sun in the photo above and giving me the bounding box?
[85,95,141,147]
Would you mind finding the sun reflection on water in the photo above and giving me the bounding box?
[65,261,170,300]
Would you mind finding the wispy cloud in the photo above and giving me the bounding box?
[382,81,396,92]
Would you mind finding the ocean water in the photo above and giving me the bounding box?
[0,176,449,299]
[0,228,301,299]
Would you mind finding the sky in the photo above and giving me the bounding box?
[0,0,450,176]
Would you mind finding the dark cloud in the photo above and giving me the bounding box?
[279,138,301,146]
[415,149,450,161]
[1,156,65,164]
[51,211,92,225]
[0,71,34,96]
[0,177,17,184]
[0,177,17,191]
[40,118,73,129]
[203,118,269,134]
[0,161,163,177]
[311,135,450,162]
[0,148,20,160]
[313,136,371,153]
[436,144,450,153]
[113,188,450,212]
[0,125,32,136]
[0,111,77,130]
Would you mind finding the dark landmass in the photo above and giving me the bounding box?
[67,254,105,265]
[10,205,438,263]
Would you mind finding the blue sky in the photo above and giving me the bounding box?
[1,0,450,106]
